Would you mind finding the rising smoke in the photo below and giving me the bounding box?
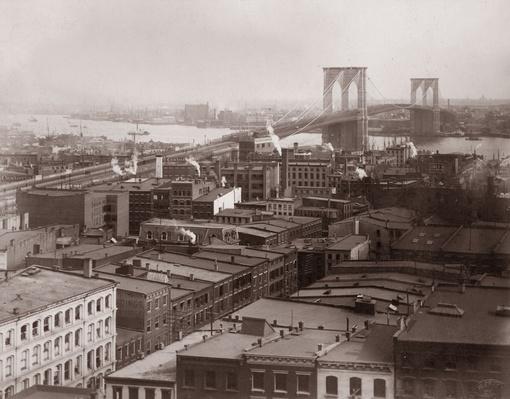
[324,142,335,152]
[355,167,367,180]
[111,151,138,176]
[266,122,282,156]
[406,142,418,158]
[221,176,227,187]
[179,227,197,244]
[186,156,201,176]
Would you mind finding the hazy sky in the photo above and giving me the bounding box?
[1,0,509,109]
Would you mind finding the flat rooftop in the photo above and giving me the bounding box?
[108,330,210,382]
[194,250,266,267]
[142,218,236,230]
[193,187,237,202]
[32,244,136,260]
[237,227,277,238]
[0,266,115,323]
[391,226,460,252]
[129,254,232,282]
[22,189,87,197]
[398,286,510,346]
[232,298,398,330]
[327,234,369,251]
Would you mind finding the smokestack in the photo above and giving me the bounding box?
[257,338,262,347]
[317,343,323,351]
[155,155,163,179]
[189,273,194,281]
[279,330,284,338]
[354,219,360,235]
[298,321,304,331]
[335,334,340,342]
[83,258,93,278]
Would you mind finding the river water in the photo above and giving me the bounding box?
[1,114,509,159]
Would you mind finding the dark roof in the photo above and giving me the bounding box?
[11,385,94,399]
[193,187,237,202]
[397,286,510,346]
[319,324,398,364]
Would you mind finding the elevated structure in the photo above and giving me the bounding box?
[410,78,440,135]
[322,67,368,152]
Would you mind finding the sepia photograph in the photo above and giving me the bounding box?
[1,1,509,398]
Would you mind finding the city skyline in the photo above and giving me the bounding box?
[1,0,510,109]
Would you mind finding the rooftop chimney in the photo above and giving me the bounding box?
[317,343,323,351]
[83,258,93,278]
[298,321,304,331]
[230,255,235,264]
[189,273,194,281]
[280,329,284,338]
[257,338,262,347]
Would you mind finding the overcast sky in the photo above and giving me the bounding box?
[1,0,509,109]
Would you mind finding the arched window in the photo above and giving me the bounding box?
[105,317,112,335]
[161,232,167,241]
[374,379,386,398]
[350,377,362,397]
[105,295,112,309]
[326,375,338,395]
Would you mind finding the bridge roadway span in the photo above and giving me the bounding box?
[268,104,453,138]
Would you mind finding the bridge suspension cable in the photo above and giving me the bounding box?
[273,70,346,126]
[282,70,362,138]
[366,75,432,110]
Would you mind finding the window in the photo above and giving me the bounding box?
[445,355,456,370]
[183,369,195,387]
[96,298,103,312]
[145,388,155,399]
[75,305,82,320]
[128,387,139,399]
[58,331,68,351]
[96,346,103,368]
[297,373,310,394]
[374,379,386,398]
[23,378,30,390]
[350,377,362,397]
[75,355,82,376]
[105,342,111,362]
[65,308,72,324]
[155,298,160,309]
[54,336,61,356]
[105,317,112,334]
[32,320,40,337]
[87,323,94,342]
[21,323,29,340]
[33,374,41,385]
[55,312,62,328]
[5,356,14,377]
[402,378,415,396]
[43,316,51,333]
[162,295,168,306]
[490,358,502,373]
[252,370,265,392]
[423,379,435,398]
[21,349,29,370]
[97,320,103,338]
[226,372,238,391]
[5,329,13,346]
[87,301,94,316]
[146,319,151,332]
[204,370,216,389]
[147,231,153,240]
[105,295,112,309]
[87,350,94,370]
[161,390,172,399]
[43,341,51,360]
[154,317,159,329]
[161,232,168,241]
[326,376,338,395]
[54,364,61,385]
[32,345,41,366]
[113,386,123,399]
[445,380,457,398]
[64,360,72,380]
[75,329,82,346]
[274,372,287,393]
[147,301,151,312]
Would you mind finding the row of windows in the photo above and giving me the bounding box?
[324,375,386,397]
[398,377,502,399]
[1,343,111,384]
[251,370,311,394]
[112,386,172,399]
[0,297,112,350]
[400,352,503,372]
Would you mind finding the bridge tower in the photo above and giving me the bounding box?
[322,67,368,152]
[410,78,440,135]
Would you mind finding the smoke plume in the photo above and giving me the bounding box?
[221,176,227,187]
[124,151,138,175]
[179,227,197,244]
[355,167,367,180]
[186,156,201,176]
[266,122,282,156]
[406,142,418,158]
[324,142,335,152]
[111,157,125,176]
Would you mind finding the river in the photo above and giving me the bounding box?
[1,114,509,159]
